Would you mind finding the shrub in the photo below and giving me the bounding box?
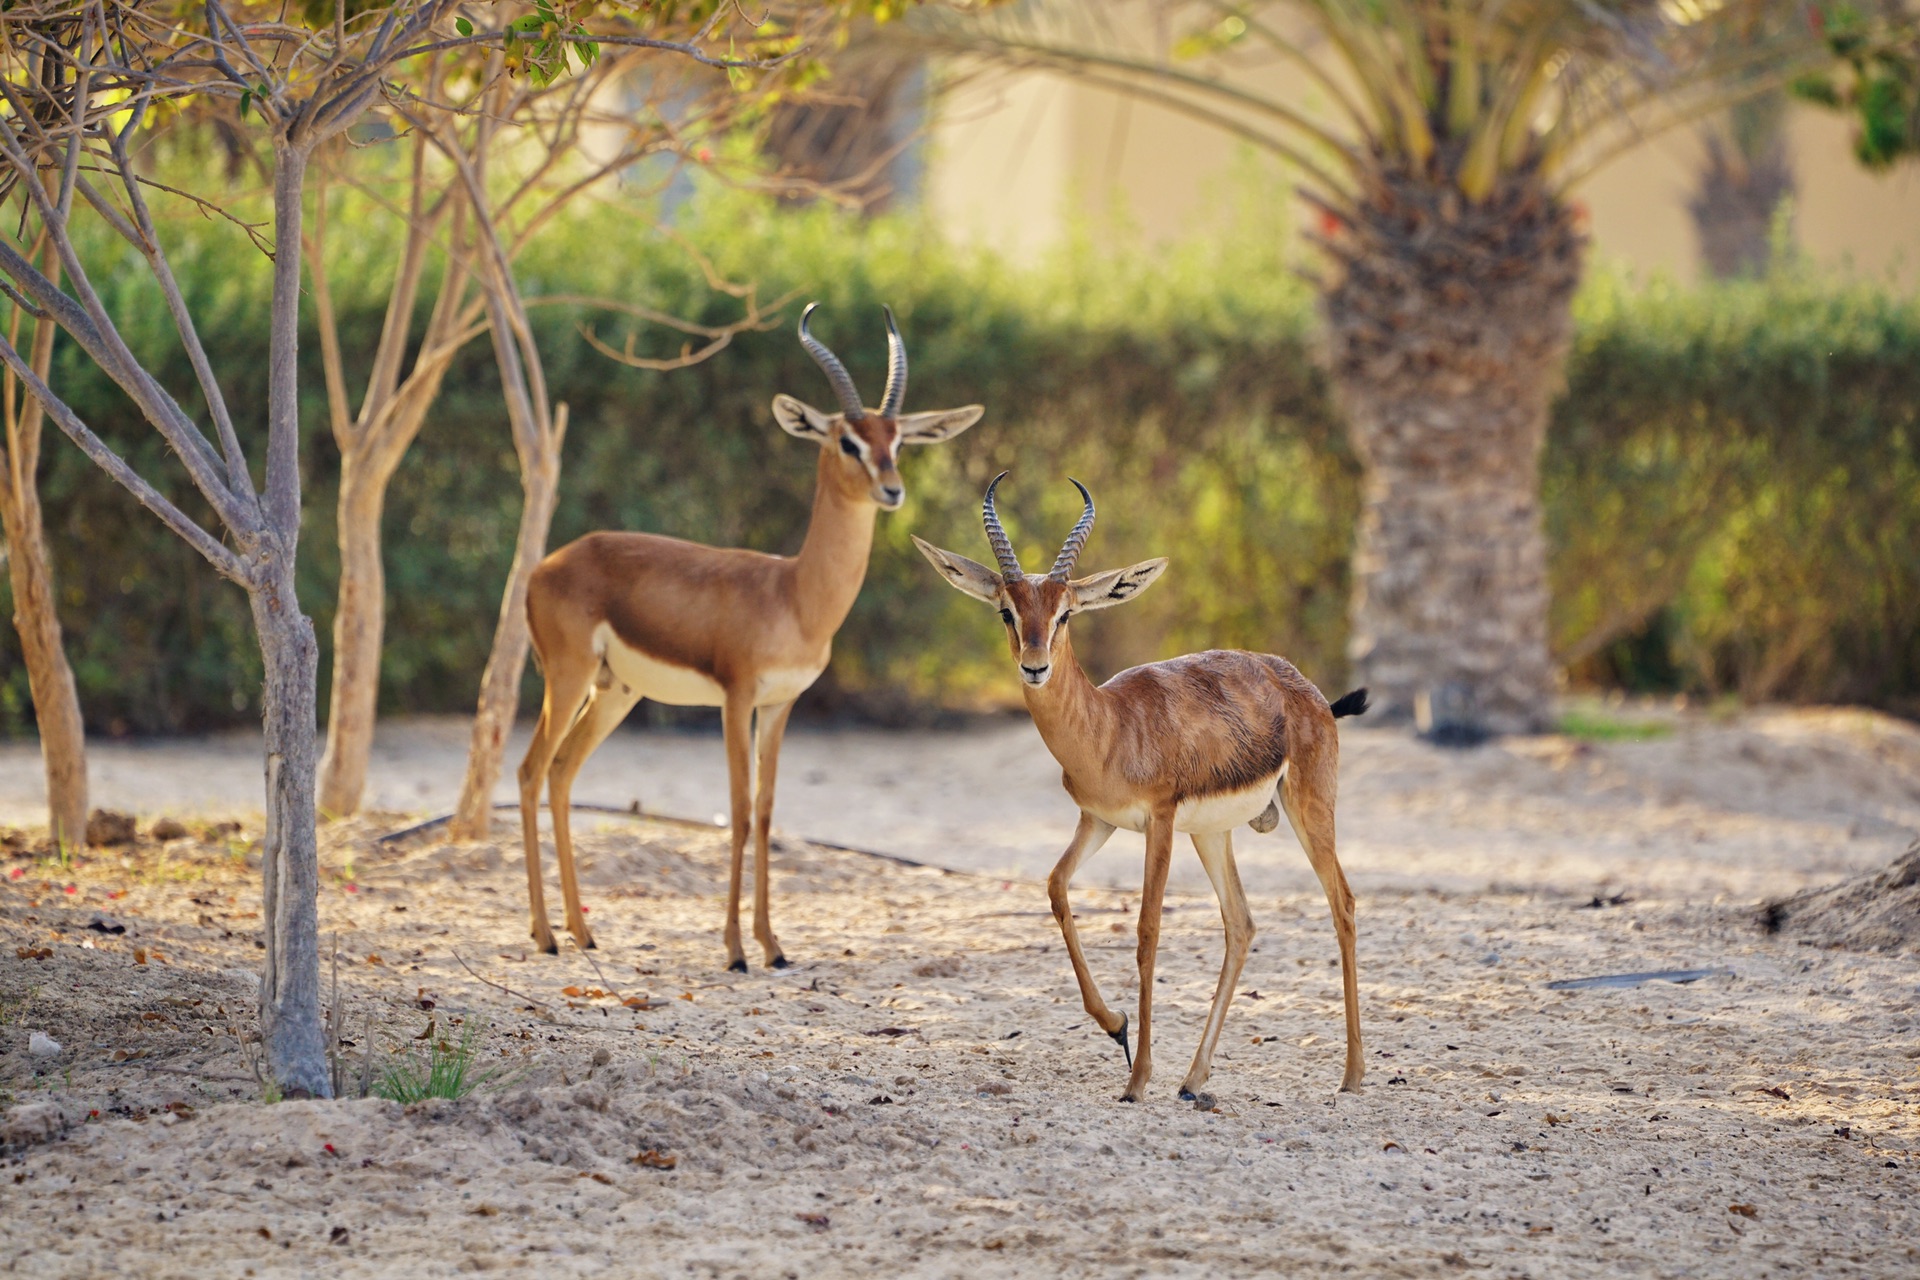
[2,187,1915,733]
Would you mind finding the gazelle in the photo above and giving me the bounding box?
[518,304,982,967]
[914,475,1369,1100]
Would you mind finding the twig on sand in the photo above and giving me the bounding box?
[453,948,556,1020]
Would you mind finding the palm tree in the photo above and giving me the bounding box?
[912,0,1829,734]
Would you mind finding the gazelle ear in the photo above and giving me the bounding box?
[773,394,836,441]
[911,535,1003,604]
[896,405,984,444]
[1070,558,1168,612]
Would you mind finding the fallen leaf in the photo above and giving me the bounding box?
[15,946,52,960]
[1527,1225,1554,1236]
[621,996,652,1010]
[796,1213,830,1229]
[678,992,694,1003]
[330,1226,349,1245]
[862,1026,916,1038]
[633,1149,677,1170]
[1729,1204,1759,1219]
[1760,1086,1790,1100]
[470,1205,499,1217]
[366,954,385,967]
[562,986,585,998]
[413,1019,436,1041]
[1383,1141,1403,1152]
[583,1172,614,1185]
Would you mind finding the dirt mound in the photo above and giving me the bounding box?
[1760,838,1920,952]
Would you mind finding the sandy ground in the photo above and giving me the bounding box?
[0,703,1917,1277]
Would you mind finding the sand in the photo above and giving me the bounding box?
[2,702,1918,1277]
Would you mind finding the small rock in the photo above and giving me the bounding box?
[28,1032,62,1058]
[150,817,189,842]
[1,1102,68,1150]
[1190,1091,1218,1112]
[591,1047,611,1067]
[86,809,137,847]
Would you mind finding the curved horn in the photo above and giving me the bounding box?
[980,471,1024,580]
[798,302,864,420]
[878,305,908,418]
[1047,479,1096,581]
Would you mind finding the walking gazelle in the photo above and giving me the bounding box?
[516,305,981,966]
[914,475,1368,1100]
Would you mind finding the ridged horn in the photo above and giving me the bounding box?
[797,302,864,420]
[878,305,907,418]
[1047,479,1095,581]
[980,471,1024,581]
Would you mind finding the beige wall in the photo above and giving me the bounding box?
[927,62,1920,288]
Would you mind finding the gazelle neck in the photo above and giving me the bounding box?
[792,444,878,639]
[1020,627,1112,761]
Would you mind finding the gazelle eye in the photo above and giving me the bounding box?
[839,436,861,458]
[998,608,1014,625]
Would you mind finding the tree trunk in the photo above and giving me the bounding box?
[250,547,330,1096]
[1321,170,1584,736]
[2,261,87,850]
[317,454,393,816]
[449,458,559,841]
[256,142,330,1098]
[1690,94,1794,280]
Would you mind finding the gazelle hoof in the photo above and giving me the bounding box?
[1107,1015,1131,1068]
[1118,1092,1138,1103]
[533,932,558,956]
[726,957,748,974]
[1177,1088,1196,1101]
[770,956,792,970]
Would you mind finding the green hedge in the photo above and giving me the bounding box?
[2,189,1916,735]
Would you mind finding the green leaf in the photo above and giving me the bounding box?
[238,88,252,119]
[455,16,472,37]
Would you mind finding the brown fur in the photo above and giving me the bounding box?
[914,549,1365,1099]
[520,395,980,967]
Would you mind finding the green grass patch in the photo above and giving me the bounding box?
[1557,710,1674,742]
[373,1021,500,1104]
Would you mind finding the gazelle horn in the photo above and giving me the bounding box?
[798,302,864,420]
[878,305,907,418]
[981,471,1025,580]
[1048,479,1095,581]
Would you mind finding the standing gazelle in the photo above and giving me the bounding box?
[914,475,1369,1100]
[519,305,981,967]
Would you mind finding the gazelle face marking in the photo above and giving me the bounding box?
[771,300,982,514]
[910,474,1169,692]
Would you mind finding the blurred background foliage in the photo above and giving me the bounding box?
[1,177,1915,735]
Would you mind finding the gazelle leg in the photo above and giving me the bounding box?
[1281,764,1364,1092]
[547,686,640,951]
[750,698,797,968]
[721,689,756,973]
[516,662,594,956]
[1046,812,1124,1056]
[1124,807,1176,1102]
[1179,829,1256,1099]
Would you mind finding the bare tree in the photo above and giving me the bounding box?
[314,6,845,819]
[0,0,797,1093]
[1,220,87,851]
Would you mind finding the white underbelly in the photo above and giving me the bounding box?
[1084,770,1284,835]
[754,664,825,707]
[595,624,725,707]
[591,625,823,709]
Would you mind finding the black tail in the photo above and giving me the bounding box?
[1329,687,1369,719]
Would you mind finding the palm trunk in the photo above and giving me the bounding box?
[1690,94,1794,280]
[1321,170,1584,736]
[1,233,87,849]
